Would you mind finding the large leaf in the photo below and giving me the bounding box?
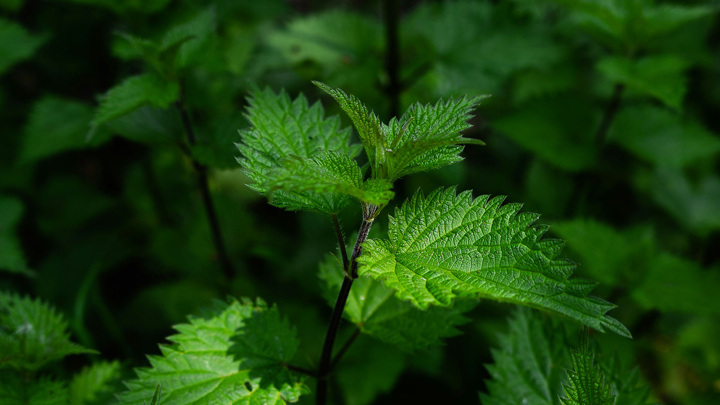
[19,96,110,164]
[0,292,95,371]
[118,298,307,405]
[90,73,179,134]
[237,87,361,214]
[609,105,720,168]
[358,188,630,337]
[0,18,47,75]
[597,55,688,110]
[319,256,472,352]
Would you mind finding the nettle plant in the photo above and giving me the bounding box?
[113,81,633,404]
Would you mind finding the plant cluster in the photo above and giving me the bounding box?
[1,0,719,404]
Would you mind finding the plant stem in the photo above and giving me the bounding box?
[330,328,361,371]
[332,214,350,272]
[316,206,377,405]
[594,83,625,144]
[175,88,234,281]
[383,0,401,118]
[284,363,318,378]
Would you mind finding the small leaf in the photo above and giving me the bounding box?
[20,96,111,164]
[90,73,179,133]
[237,86,361,214]
[68,361,123,405]
[358,188,630,337]
[481,308,568,405]
[0,18,47,75]
[597,55,688,110]
[560,331,614,405]
[0,196,33,276]
[160,7,216,70]
[266,151,394,207]
[118,298,307,405]
[0,292,95,371]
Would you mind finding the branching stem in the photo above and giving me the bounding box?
[317,205,378,405]
[176,87,235,281]
[332,214,350,272]
[330,328,361,371]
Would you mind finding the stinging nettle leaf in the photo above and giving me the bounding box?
[117,297,307,405]
[358,188,630,338]
[0,18,47,75]
[237,86,361,214]
[0,292,95,371]
[560,332,614,405]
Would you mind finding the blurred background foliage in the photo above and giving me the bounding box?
[1,0,719,403]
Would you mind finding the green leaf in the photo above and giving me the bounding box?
[315,81,486,181]
[381,96,486,181]
[551,219,653,285]
[19,96,111,164]
[118,298,307,405]
[0,196,32,276]
[493,96,597,172]
[0,18,47,75]
[319,256,472,352]
[597,55,688,110]
[560,332,614,405]
[68,361,123,405]
[266,151,394,207]
[0,292,95,371]
[481,308,568,405]
[0,371,68,405]
[237,87,361,214]
[609,105,720,168]
[313,81,386,175]
[632,253,720,315]
[358,188,630,337]
[90,73,179,133]
[160,7,216,70]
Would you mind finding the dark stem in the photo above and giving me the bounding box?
[383,0,401,118]
[329,328,361,371]
[332,214,350,272]
[284,363,318,378]
[594,83,625,144]
[141,153,173,226]
[316,206,377,405]
[176,88,235,282]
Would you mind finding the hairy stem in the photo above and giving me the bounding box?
[317,206,377,405]
[594,83,625,144]
[383,0,401,118]
[176,88,234,281]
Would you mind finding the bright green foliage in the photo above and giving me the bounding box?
[359,188,630,337]
[481,308,567,405]
[316,81,485,181]
[0,196,32,276]
[90,73,180,133]
[0,292,94,371]
[237,87,361,214]
[609,105,720,168]
[0,372,68,405]
[68,361,122,405]
[20,96,110,164]
[319,257,472,352]
[597,55,688,110]
[118,298,307,405]
[633,253,720,315]
[560,332,614,405]
[265,151,394,207]
[0,18,47,75]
